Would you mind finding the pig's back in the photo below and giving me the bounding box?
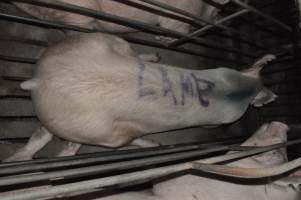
[30,33,262,139]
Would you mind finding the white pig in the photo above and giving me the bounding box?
[4,33,277,162]
[13,0,224,34]
[98,122,301,200]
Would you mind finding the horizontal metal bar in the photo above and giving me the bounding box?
[134,0,260,46]
[110,0,202,27]
[123,36,247,65]
[231,0,292,32]
[131,0,273,51]
[0,116,37,121]
[197,139,301,164]
[0,95,31,100]
[169,9,250,47]
[0,140,245,175]
[0,12,93,33]
[0,35,49,47]
[0,145,231,186]
[2,76,29,81]
[0,53,37,64]
[0,143,215,175]
[5,0,256,58]
[0,15,251,62]
[2,139,301,200]
[0,138,245,168]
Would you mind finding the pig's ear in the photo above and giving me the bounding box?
[251,88,278,107]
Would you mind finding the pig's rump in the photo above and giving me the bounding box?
[28,33,261,145]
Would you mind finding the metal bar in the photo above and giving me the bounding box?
[0,35,49,47]
[231,0,292,32]
[2,76,29,81]
[0,138,245,168]
[0,95,31,100]
[123,36,247,65]
[0,116,37,121]
[0,12,94,33]
[129,0,271,51]
[0,145,231,186]
[0,143,230,176]
[110,0,202,27]
[0,53,37,64]
[169,9,250,47]
[134,0,261,46]
[5,0,257,58]
[0,15,250,62]
[2,139,301,200]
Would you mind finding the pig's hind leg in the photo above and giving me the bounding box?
[3,127,53,162]
[55,141,81,157]
[100,121,160,148]
[131,138,161,148]
[138,53,161,63]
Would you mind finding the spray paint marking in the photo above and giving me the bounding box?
[137,62,157,98]
[137,63,215,107]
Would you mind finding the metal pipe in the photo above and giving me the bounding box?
[0,145,231,186]
[134,0,260,46]
[0,138,245,168]
[169,9,250,47]
[0,35,49,47]
[231,0,292,32]
[0,12,94,33]
[2,76,29,81]
[0,116,37,121]
[0,143,228,176]
[0,95,31,100]
[123,36,247,65]
[0,17,249,63]
[0,54,37,64]
[2,139,301,200]
[5,0,257,58]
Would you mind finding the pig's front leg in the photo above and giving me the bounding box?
[3,127,53,162]
[55,141,81,157]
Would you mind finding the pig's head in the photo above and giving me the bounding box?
[241,54,278,107]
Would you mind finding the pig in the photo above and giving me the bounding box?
[3,32,277,162]
[98,122,301,200]
[13,0,225,34]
